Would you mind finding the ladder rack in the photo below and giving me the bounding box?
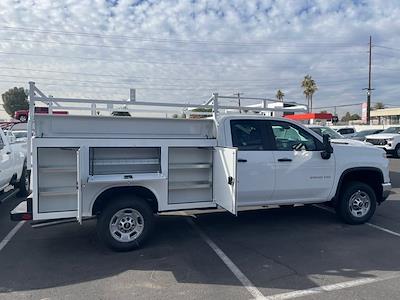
[26,82,307,169]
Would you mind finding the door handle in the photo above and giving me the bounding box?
[238,158,247,163]
[277,158,292,162]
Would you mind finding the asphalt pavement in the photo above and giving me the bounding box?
[0,158,399,300]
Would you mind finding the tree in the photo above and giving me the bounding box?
[2,87,28,117]
[275,89,284,101]
[373,102,385,110]
[320,110,328,114]
[341,112,361,122]
[301,75,318,113]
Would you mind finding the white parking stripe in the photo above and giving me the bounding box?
[313,204,400,238]
[0,189,19,204]
[185,217,266,300]
[366,223,400,237]
[0,221,25,252]
[264,273,400,300]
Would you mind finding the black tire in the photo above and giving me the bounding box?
[336,181,376,225]
[97,196,155,251]
[394,144,400,158]
[17,166,30,197]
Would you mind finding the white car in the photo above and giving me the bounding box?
[335,127,356,138]
[0,128,29,195]
[365,126,400,157]
[308,125,368,146]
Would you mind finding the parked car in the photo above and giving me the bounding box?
[11,130,28,143]
[11,84,392,251]
[307,125,368,146]
[14,107,68,122]
[351,129,384,141]
[365,126,400,157]
[308,125,344,139]
[0,128,29,195]
[335,127,356,138]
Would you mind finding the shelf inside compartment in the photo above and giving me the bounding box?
[169,181,211,190]
[39,166,77,173]
[169,163,212,170]
[39,187,77,197]
[88,173,166,183]
[92,158,160,166]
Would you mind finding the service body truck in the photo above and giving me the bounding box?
[11,83,391,251]
[0,128,29,195]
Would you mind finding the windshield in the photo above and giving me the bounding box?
[382,127,400,134]
[310,127,343,139]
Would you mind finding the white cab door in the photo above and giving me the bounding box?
[0,134,12,188]
[270,120,335,202]
[213,147,237,215]
[229,119,275,206]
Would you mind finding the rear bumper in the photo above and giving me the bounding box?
[10,198,32,221]
[382,183,392,202]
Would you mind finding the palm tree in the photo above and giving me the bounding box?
[301,75,318,112]
[275,89,285,101]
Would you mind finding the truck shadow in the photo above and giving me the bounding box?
[1,205,400,294]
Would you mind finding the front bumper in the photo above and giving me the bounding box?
[382,183,392,202]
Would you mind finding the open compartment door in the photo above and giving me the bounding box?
[213,147,238,215]
[76,147,85,224]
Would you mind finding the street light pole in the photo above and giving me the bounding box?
[367,36,372,124]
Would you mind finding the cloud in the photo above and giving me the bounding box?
[0,0,399,118]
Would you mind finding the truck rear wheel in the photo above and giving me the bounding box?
[97,196,155,251]
[336,181,376,225]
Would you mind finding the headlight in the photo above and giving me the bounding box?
[387,138,394,141]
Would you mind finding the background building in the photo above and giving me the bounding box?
[371,108,400,125]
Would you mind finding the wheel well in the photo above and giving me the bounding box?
[92,186,159,215]
[335,168,383,203]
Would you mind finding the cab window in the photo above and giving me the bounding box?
[0,134,4,150]
[270,121,321,151]
[230,120,271,151]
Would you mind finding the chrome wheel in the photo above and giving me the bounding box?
[109,208,144,243]
[348,190,371,218]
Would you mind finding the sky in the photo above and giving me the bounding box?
[0,0,399,119]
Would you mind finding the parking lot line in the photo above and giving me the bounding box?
[185,217,267,300]
[313,204,400,238]
[0,221,25,252]
[263,272,400,300]
[366,223,400,237]
[0,189,19,204]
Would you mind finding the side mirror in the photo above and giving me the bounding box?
[321,134,333,160]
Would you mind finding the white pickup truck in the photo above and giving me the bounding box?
[11,84,392,251]
[0,128,29,196]
[365,126,400,157]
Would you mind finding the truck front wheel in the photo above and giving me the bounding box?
[394,144,400,158]
[17,166,30,197]
[336,181,376,225]
[97,197,155,251]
